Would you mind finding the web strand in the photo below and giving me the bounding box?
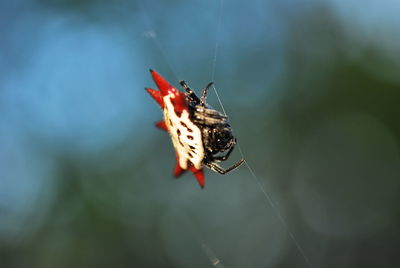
[209,93,313,267]
[211,0,224,83]
[208,0,311,261]
[211,80,313,268]
[141,0,312,266]
[237,145,313,268]
[179,213,226,268]
[210,0,227,117]
[208,0,312,265]
[211,84,227,116]
[140,2,179,83]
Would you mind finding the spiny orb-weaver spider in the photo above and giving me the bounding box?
[145,69,244,188]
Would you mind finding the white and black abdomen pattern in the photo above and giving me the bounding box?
[163,95,204,170]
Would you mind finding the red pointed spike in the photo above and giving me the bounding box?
[155,120,168,131]
[189,166,205,189]
[174,154,186,177]
[174,163,186,177]
[149,69,177,96]
[145,88,164,108]
[171,93,188,115]
[149,69,188,115]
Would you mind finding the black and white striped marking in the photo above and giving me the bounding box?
[163,95,204,170]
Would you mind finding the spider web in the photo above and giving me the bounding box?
[140,1,312,267]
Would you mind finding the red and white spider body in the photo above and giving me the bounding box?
[146,69,243,188]
[146,70,206,187]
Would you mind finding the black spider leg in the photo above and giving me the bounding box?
[180,80,200,105]
[205,138,244,174]
[205,158,245,175]
[200,82,213,106]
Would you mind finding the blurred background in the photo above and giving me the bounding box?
[1,0,400,267]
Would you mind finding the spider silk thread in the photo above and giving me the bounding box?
[208,1,312,266]
[141,0,313,267]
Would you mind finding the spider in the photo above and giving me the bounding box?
[146,69,244,188]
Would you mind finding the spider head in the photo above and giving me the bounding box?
[211,126,236,153]
[193,106,237,156]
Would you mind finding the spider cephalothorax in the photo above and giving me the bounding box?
[145,69,244,188]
